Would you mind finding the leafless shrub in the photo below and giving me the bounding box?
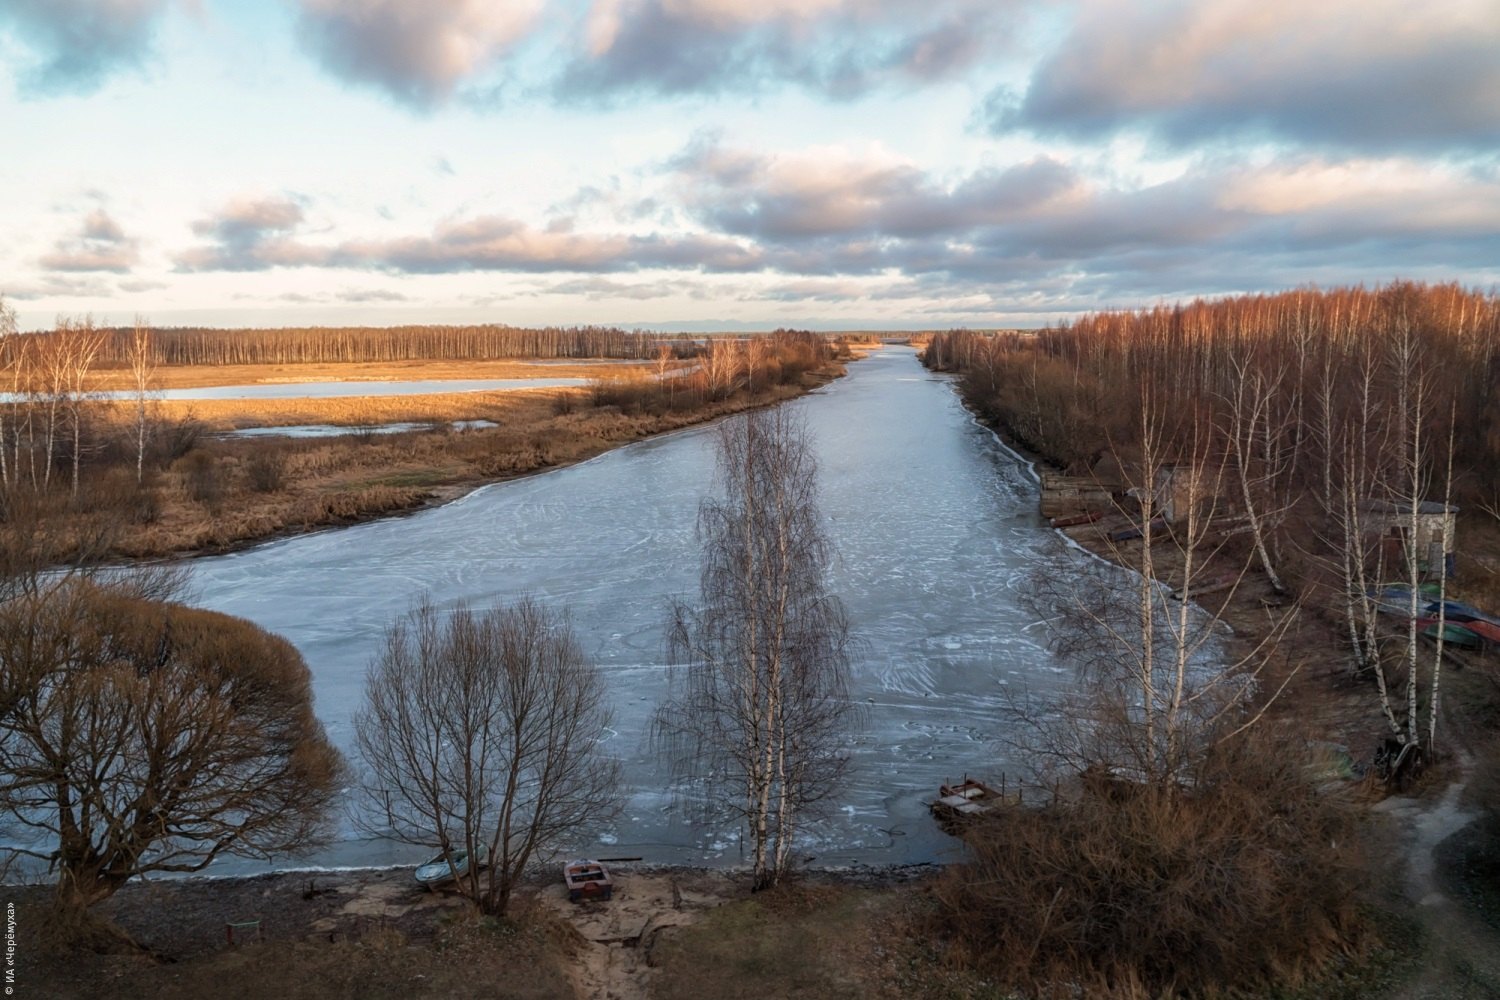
[354,596,620,916]
[933,727,1363,998]
[181,450,222,510]
[155,416,204,467]
[245,445,288,493]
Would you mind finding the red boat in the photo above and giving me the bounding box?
[563,860,613,902]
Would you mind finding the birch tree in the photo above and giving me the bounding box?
[1030,381,1299,786]
[1222,354,1293,594]
[0,297,18,488]
[657,408,855,890]
[127,315,155,484]
[59,316,106,496]
[1380,322,1458,764]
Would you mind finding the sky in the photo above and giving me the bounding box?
[1,0,1498,332]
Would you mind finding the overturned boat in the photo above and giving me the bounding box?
[414,845,487,889]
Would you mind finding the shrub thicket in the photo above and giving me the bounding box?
[932,730,1363,998]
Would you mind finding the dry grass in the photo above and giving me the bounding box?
[86,369,838,561]
[19,888,575,1000]
[93,358,664,391]
[650,883,997,1000]
[930,731,1366,999]
[98,385,563,431]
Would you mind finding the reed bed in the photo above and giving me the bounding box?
[93,373,834,560]
[122,387,561,432]
[92,358,662,392]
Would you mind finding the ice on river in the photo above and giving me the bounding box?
[183,347,1103,873]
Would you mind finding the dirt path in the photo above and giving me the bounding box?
[1374,760,1500,999]
[535,872,735,1000]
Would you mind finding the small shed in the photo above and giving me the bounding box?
[1359,499,1458,578]
[1039,472,1119,520]
[1153,464,1220,524]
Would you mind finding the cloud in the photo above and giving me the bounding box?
[995,0,1500,153]
[174,197,765,276]
[673,140,1083,243]
[559,0,1007,101]
[118,278,168,293]
[175,195,325,271]
[2,275,116,301]
[0,0,172,95]
[166,149,1500,314]
[333,215,765,273]
[338,288,409,303]
[540,277,686,300]
[761,278,878,302]
[39,209,140,272]
[668,138,1500,304]
[295,0,542,108]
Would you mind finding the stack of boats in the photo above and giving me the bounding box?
[1368,584,1500,651]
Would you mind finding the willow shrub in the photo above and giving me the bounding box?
[932,732,1365,998]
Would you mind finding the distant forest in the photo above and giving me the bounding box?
[78,324,688,366]
[923,279,1500,682]
[924,282,1500,513]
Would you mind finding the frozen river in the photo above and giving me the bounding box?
[185,347,1090,872]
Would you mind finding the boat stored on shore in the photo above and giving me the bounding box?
[931,778,1005,827]
[414,846,487,889]
[563,860,614,902]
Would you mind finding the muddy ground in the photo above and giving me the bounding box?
[8,863,937,1000]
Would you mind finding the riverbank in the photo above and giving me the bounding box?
[923,355,1386,756]
[924,355,1500,1000]
[84,358,852,563]
[10,862,948,1000]
[14,345,1491,999]
[11,852,1449,1000]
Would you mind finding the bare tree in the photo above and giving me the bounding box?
[656,408,856,890]
[0,297,14,488]
[744,335,769,392]
[354,596,619,916]
[3,337,35,490]
[127,315,155,484]
[655,342,675,406]
[1379,322,1458,764]
[1222,353,1293,593]
[60,316,106,496]
[704,338,741,400]
[0,579,343,917]
[37,321,68,491]
[1026,378,1299,787]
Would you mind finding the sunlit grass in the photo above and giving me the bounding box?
[102,387,569,431]
[92,358,665,391]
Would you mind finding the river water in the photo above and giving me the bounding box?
[184,347,1090,872]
